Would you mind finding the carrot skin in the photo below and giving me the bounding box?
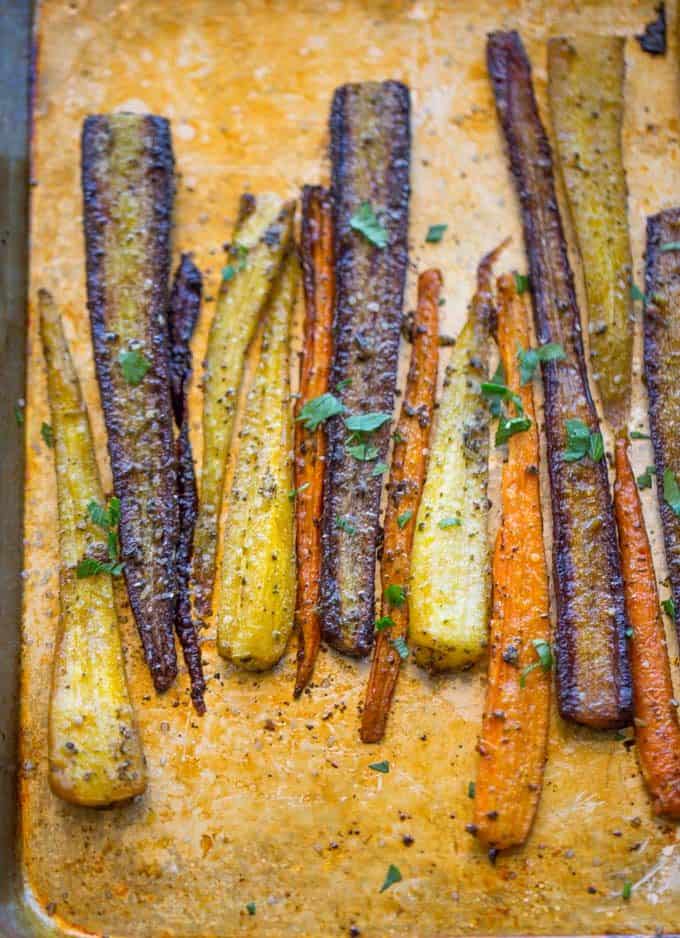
[613,435,680,818]
[360,269,440,742]
[474,274,551,850]
[294,187,335,697]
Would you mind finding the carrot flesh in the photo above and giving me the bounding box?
[474,274,550,850]
[293,186,335,697]
[613,435,680,818]
[360,269,441,742]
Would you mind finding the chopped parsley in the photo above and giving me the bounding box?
[335,515,356,535]
[391,636,409,659]
[520,639,553,688]
[660,242,680,253]
[77,497,123,578]
[350,202,388,248]
[630,429,650,440]
[371,461,389,477]
[375,615,395,631]
[636,466,656,490]
[369,760,390,773]
[630,283,646,304]
[625,627,634,639]
[287,482,310,500]
[467,781,476,799]
[380,864,402,893]
[14,400,25,426]
[385,584,406,607]
[518,342,565,385]
[482,369,532,444]
[622,881,632,900]
[663,468,680,516]
[438,516,462,529]
[41,421,54,448]
[245,901,256,916]
[496,414,532,446]
[425,223,447,244]
[514,272,530,295]
[118,348,151,386]
[345,412,392,434]
[297,392,344,431]
[563,419,603,463]
[222,243,249,280]
[662,597,676,622]
[397,510,413,529]
[346,441,379,462]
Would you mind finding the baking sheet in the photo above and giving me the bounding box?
[20,1,680,935]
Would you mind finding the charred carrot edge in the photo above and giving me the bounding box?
[168,255,206,714]
[360,269,441,742]
[473,274,551,851]
[613,434,680,818]
[293,187,335,697]
[487,30,632,728]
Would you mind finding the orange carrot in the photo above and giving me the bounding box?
[613,434,680,818]
[360,269,441,743]
[293,186,335,697]
[474,273,550,851]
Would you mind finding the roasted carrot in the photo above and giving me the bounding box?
[360,269,441,743]
[293,186,335,697]
[613,434,680,818]
[473,273,550,851]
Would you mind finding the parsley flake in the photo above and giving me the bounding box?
[631,283,646,304]
[118,348,151,386]
[346,441,379,462]
[391,636,409,660]
[371,461,389,477]
[425,223,447,244]
[622,881,632,901]
[520,639,553,688]
[336,515,356,535]
[438,517,462,529]
[350,202,388,248]
[345,411,392,434]
[563,419,603,463]
[297,392,344,432]
[41,421,55,448]
[518,343,565,385]
[496,414,532,446]
[369,760,390,773]
[375,615,395,631]
[223,243,249,280]
[14,400,25,426]
[288,482,310,500]
[380,864,402,893]
[385,584,406,607]
[468,781,476,799]
[514,272,530,295]
[246,901,256,916]
[637,466,656,490]
[77,497,123,578]
[662,598,676,622]
[663,468,680,516]
[630,430,650,440]
[660,242,680,253]
[397,510,413,529]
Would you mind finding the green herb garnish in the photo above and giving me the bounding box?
[118,348,151,386]
[375,615,395,631]
[397,510,413,529]
[630,283,646,304]
[336,378,352,392]
[350,202,388,248]
[77,497,123,579]
[438,517,462,529]
[514,272,530,295]
[518,342,565,385]
[345,412,392,433]
[288,482,310,500]
[563,419,603,463]
[223,243,249,280]
[468,781,476,799]
[297,392,344,432]
[622,881,632,901]
[636,466,656,490]
[246,901,256,916]
[371,461,389,477]
[369,760,390,773]
[380,864,402,893]
[336,515,356,535]
[630,430,650,440]
[425,223,447,244]
[662,597,676,622]
[660,242,680,253]
[14,401,24,426]
[346,442,379,462]
[519,639,553,688]
[496,414,532,446]
[663,468,680,516]
[41,421,55,448]
[385,584,406,607]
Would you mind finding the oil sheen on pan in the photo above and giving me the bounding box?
[21,1,680,936]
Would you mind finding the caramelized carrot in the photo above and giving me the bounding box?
[613,434,680,818]
[293,186,335,696]
[474,274,550,851]
[360,269,441,742]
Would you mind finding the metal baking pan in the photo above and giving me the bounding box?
[3,1,680,935]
